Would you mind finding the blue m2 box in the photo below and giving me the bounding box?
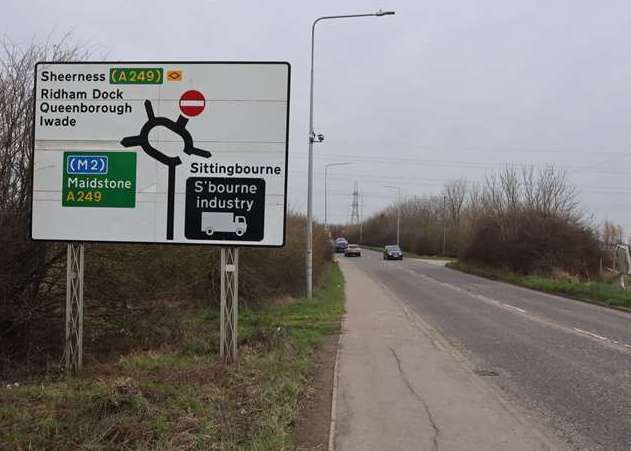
[66,155,109,175]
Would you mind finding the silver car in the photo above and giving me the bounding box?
[344,244,362,257]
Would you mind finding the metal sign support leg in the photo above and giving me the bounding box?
[65,242,85,373]
[220,247,239,363]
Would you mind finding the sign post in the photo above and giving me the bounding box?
[220,247,239,363]
[64,242,84,373]
[32,62,290,368]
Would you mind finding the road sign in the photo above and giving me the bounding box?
[167,70,182,82]
[179,90,205,117]
[32,62,290,246]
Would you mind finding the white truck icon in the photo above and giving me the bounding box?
[201,212,247,237]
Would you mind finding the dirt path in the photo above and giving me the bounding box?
[294,334,339,450]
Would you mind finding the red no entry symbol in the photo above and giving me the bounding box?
[179,90,206,117]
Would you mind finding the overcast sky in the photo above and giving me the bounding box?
[5,0,631,231]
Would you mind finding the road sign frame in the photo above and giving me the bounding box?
[30,61,291,248]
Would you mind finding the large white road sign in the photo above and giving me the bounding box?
[32,62,290,246]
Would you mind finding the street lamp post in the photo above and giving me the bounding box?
[324,162,352,229]
[385,185,401,246]
[305,9,395,298]
[442,194,447,256]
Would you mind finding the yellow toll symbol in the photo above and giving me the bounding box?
[167,70,183,81]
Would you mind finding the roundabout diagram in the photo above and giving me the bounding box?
[121,96,211,240]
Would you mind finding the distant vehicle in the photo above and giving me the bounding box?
[335,237,349,253]
[344,244,362,257]
[383,245,403,260]
[201,212,247,237]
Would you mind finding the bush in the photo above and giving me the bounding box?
[462,210,602,277]
[342,165,603,277]
[1,214,331,378]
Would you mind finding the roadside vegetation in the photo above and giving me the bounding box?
[448,260,631,308]
[0,38,332,379]
[0,36,344,449]
[338,165,629,306]
[1,211,332,380]
[0,264,345,449]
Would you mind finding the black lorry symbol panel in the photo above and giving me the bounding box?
[185,177,265,241]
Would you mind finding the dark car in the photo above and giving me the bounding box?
[335,237,349,253]
[383,245,403,260]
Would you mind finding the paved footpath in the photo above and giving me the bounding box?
[333,258,568,451]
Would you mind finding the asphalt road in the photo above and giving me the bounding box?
[345,249,631,451]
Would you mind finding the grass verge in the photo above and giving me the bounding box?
[0,264,345,450]
[448,260,631,308]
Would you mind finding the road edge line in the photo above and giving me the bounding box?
[446,263,631,315]
[328,329,343,451]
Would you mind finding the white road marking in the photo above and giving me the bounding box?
[503,304,527,314]
[573,328,608,341]
[328,333,343,451]
[366,253,631,354]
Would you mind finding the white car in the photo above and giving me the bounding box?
[344,244,362,257]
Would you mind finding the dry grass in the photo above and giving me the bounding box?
[0,264,345,450]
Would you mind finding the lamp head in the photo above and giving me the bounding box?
[376,10,395,16]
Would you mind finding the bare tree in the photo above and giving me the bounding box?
[602,221,625,247]
[499,166,521,213]
[0,35,89,374]
[349,163,594,272]
[444,179,467,225]
[521,165,578,219]
[1,36,88,213]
